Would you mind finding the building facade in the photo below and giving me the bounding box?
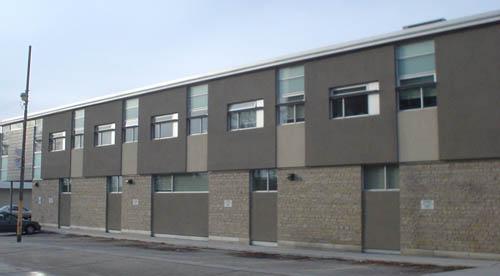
[1,10,500,260]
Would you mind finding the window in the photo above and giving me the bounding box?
[228,100,264,130]
[154,173,208,192]
[330,82,380,118]
[73,109,85,149]
[396,40,437,110]
[188,85,208,135]
[95,123,115,146]
[123,99,139,143]
[49,131,66,152]
[363,165,399,190]
[152,113,178,139]
[61,178,71,193]
[108,176,122,193]
[277,65,305,124]
[1,156,7,181]
[33,153,41,179]
[251,169,277,191]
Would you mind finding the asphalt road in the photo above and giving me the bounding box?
[0,232,456,276]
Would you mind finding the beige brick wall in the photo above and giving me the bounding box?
[70,177,106,229]
[209,170,250,243]
[277,166,362,248]
[400,160,500,255]
[121,175,151,232]
[32,179,59,225]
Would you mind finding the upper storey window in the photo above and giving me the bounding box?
[95,123,115,146]
[123,99,139,143]
[72,109,85,149]
[188,85,208,135]
[228,100,264,131]
[152,113,178,139]
[330,82,380,119]
[396,40,437,110]
[277,65,305,124]
[49,131,66,152]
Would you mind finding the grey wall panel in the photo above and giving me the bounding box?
[208,70,276,171]
[83,101,123,177]
[42,112,72,179]
[70,149,84,178]
[363,191,400,251]
[59,193,71,227]
[187,135,207,172]
[305,45,398,166]
[277,124,305,168]
[121,143,138,175]
[107,193,121,231]
[137,88,187,174]
[251,192,277,242]
[436,23,500,160]
[398,108,439,162]
[153,193,208,237]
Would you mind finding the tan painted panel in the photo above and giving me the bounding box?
[70,149,84,178]
[277,124,305,168]
[187,135,208,172]
[122,143,138,175]
[398,108,439,162]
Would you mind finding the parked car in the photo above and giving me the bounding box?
[0,205,31,220]
[0,212,41,234]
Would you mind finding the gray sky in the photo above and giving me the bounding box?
[1,0,499,120]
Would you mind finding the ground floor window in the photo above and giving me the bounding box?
[108,176,123,193]
[251,169,277,191]
[363,165,399,190]
[154,172,208,192]
[60,178,71,193]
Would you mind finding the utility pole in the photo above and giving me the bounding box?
[17,45,32,243]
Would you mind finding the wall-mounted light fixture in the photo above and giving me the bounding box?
[126,179,134,185]
[287,173,297,181]
[34,182,40,187]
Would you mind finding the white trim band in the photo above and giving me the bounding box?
[155,233,208,241]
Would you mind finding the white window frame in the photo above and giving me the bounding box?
[228,100,264,131]
[363,165,399,191]
[152,113,178,140]
[49,131,66,152]
[123,99,139,143]
[330,82,380,119]
[277,66,305,125]
[95,123,116,147]
[73,109,85,149]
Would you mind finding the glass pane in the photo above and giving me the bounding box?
[74,117,84,129]
[125,99,139,109]
[229,113,238,130]
[399,88,421,110]
[268,169,277,191]
[423,86,437,107]
[387,165,399,189]
[34,153,42,167]
[0,170,7,181]
[278,105,294,124]
[399,75,434,86]
[154,124,161,138]
[125,127,137,142]
[1,157,7,168]
[278,66,304,80]
[295,103,305,122]
[396,40,434,58]
[173,173,208,192]
[101,131,112,145]
[229,101,256,112]
[252,170,268,191]
[364,166,385,190]
[189,118,201,135]
[344,95,368,116]
[201,117,208,133]
[189,85,208,97]
[34,140,42,152]
[125,107,139,120]
[111,177,119,192]
[55,138,65,150]
[33,168,41,180]
[239,110,256,129]
[160,122,173,138]
[75,135,84,148]
[279,77,304,95]
[398,54,435,76]
[155,176,172,192]
[190,94,208,110]
[331,99,343,118]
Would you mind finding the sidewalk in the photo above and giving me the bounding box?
[43,226,499,275]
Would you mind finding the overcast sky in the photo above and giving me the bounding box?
[1,0,499,121]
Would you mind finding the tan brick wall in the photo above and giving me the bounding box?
[209,170,250,243]
[70,177,106,229]
[400,160,500,254]
[32,179,59,225]
[121,175,151,232]
[277,166,362,247]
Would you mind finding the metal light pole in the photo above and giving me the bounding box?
[16,45,32,243]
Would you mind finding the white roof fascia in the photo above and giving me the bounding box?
[2,9,499,125]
